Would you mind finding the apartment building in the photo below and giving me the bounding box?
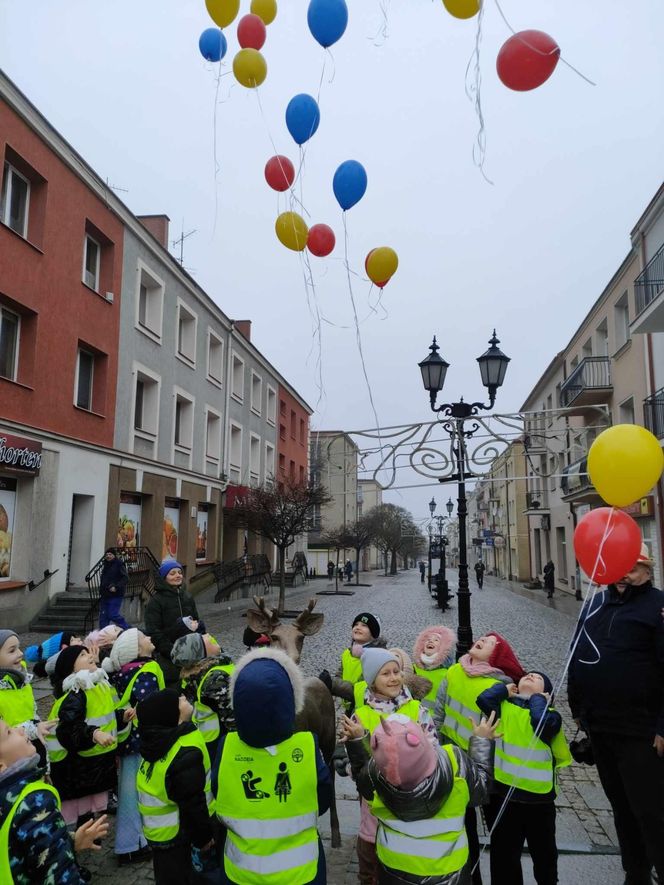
[357,478,384,569]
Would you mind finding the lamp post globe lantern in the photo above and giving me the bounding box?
[419,338,449,406]
[476,330,510,406]
[446,497,454,516]
[429,497,437,516]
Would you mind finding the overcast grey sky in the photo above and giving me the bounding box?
[2,0,663,519]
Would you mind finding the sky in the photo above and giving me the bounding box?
[2,0,663,522]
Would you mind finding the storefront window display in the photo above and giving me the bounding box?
[0,478,16,580]
[196,505,208,562]
[117,493,141,549]
[162,498,180,561]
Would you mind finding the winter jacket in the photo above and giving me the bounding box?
[347,733,494,885]
[0,756,84,884]
[567,581,664,738]
[99,558,128,599]
[180,655,236,737]
[109,659,162,756]
[144,577,200,685]
[477,682,563,803]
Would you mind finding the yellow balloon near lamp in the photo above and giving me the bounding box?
[233,49,267,88]
[366,247,398,285]
[206,0,240,29]
[251,0,277,26]
[587,424,664,508]
[442,0,480,19]
[275,212,308,251]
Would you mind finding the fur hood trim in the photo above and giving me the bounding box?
[413,626,456,669]
[62,667,110,693]
[230,647,305,713]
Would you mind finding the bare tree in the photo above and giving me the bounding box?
[234,478,332,613]
[366,504,407,576]
[318,526,351,593]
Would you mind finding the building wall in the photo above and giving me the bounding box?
[277,385,309,487]
[358,479,383,569]
[309,432,358,538]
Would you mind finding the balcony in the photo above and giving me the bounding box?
[631,243,664,334]
[524,490,549,513]
[561,456,596,501]
[643,388,664,439]
[559,357,611,408]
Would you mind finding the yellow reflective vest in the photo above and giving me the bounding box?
[137,729,213,843]
[191,663,234,745]
[0,663,35,727]
[216,731,319,885]
[354,699,422,735]
[45,682,118,763]
[440,664,500,751]
[0,780,61,883]
[494,701,572,794]
[371,744,470,877]
[353,680,367,709]
[340,649,363,684]
[413,665,448,712]
[115,660,165,744]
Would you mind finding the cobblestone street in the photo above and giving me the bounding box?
[23,569,625,884]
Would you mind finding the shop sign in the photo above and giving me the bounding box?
[620,496,654,518]
[0,432,42,476]
[117,493,141,549]
[0,478,16,579]
[196,504,209,562]
[225,484,249,508]
[162,498,180,560]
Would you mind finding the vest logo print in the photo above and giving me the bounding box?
[234,754,254,762]
[274,762,292,803]
[291,747,304,763]
[241,770,270,799]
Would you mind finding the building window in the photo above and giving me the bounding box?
[231,353,244,401]
[250,372,262,415]
[595,320,609,357]
[299,465,305,483]
[75,349,95,410]
[205,408,222,463]
[176,302,197,366]
[289,459,295,480]
[280,399,287,417]
[229,423,242,484]
[250,434,261,486]
[136,262,164,341]
[279,423,286,442]
[173,391,194,452]
[290,410,296,439]
[619,397,635,425]
[207,331,224,386]
[0,307,19,381]
[133,369,160,436]
[266,386,277,426]
[0,163,29,238]
[265,442,275,480]
[299,418,305,445]
[614,292,630,350]
[83,234,100,291]
[278,453,286,476]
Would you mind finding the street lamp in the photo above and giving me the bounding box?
[418,330,510,656]
[427,523,433,592]
[435,514,450,610]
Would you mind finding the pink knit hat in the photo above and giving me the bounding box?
[370,718,437,790]
[412,625,456,669]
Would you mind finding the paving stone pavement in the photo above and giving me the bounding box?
[21,569,628,883]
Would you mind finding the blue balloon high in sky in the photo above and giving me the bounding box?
[307,0,349,49]
[333,160,367,210]
[199,28,227,62]
[285,94,321,146]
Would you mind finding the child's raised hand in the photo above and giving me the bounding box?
[37,720,57,742]
[339,714,364,742]
[74,814,109,852]
[123,707,136,724]
[473,710,500,740]
[86,640,100,663]
[507,683,518,697]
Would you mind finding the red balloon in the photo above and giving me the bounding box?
[307,224,335,257]
[496,30,560,91]
[364,249,388,289]
[264,155,295,192]
[573,508,642,585]
[238,13,266,50]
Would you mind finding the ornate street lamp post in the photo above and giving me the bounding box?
[427,497,436,592]
[418,331,510,656]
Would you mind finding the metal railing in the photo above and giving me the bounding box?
[212,554,272,602]
[635,243,664,316]
[84,546,160,632]
[644,388,664,439]
[560,357,611,407]
[561,456,593,497]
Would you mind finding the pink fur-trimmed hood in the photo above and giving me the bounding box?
[413,625,456,669]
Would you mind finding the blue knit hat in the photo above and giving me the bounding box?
[159,559,183,579]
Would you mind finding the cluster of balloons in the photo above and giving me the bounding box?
[573,424,664,584]
[199,0,277,89]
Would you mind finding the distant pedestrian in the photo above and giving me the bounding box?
[99,549,130,630]
[543,560,555,599]
[344,559,353,583]
[418,561,426,583]
[474,560,485,589]
[327,561,335,581]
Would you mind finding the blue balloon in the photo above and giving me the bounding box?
[333,160,367,211]
[199,28,227,63]
[285,94,321,146]
[307,0,349,49]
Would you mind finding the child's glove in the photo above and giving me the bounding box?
[192,841,218,874]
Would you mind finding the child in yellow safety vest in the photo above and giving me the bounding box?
[347,714,498,885]
[340,648,439,885]
[319,612,387,712]
[477,669,571,885]
[102,628,164,866]
[412,625,457,714]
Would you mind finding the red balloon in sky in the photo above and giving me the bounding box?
[496,30,560,91]
[264,155,295,192]
[573,507,642,585]
[238,14,267,50]
[307,224,335,257]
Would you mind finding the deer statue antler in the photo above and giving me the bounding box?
[293,598,324,636]
[251,596,280,626]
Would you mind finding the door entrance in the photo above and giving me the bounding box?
[66,494,95,589]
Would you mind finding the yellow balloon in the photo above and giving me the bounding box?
[251,0,277,26]
[275,212,308,251]
[442,0,480,20]
[587,424,664,507]
[233,49,267,89]
[206,0,240,29]
[366,247,399,286]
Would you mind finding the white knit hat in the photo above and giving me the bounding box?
[103,628,139,673]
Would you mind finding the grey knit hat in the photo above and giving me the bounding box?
[171,632,206,666]
[0,630,18,653]
[361,648,400,688]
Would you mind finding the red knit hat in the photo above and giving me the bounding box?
[486,632,526,683]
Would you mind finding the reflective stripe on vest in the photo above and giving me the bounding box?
[137,729,212,843]
[216,731,319,885]
[45,682,118,763]
[441,665,500,751]
[494,703,572,794]
[0,663,35,727]
[413,665,448,710]
[115,661,165,743]
[0,780,60,883]
[193,663,234,744]
[354,700,421,736]
[372,744,470,877]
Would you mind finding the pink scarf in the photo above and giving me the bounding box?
[459,654,505,679]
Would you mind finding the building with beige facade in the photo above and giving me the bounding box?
[357,478,384,570]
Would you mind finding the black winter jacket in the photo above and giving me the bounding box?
[99,558,128,599]
[568,581,664,738]
[144,578,199,684]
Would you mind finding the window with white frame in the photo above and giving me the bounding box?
[229,423,242,483]
[266,386,276,426]
[207,331,224,386]
[136,263,164,341]
[250,371,262,415]
[133,367,160,437]
[174,390,194,451]
[0,307,20,381]
[250,434,261,485]
[619,396,635,425]
[75,349,95,411]
[176,301,197,366]
[265,442,275,482]
[83,234,100,291]
[1,163,29,238]
[614,292,630,350]
[231,353,244,401]
[205,408,222,463]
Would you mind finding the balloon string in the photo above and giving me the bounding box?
[211,60,229,238]
[492,0,597,86]
[465,1,493,186]
[300,250,327,412]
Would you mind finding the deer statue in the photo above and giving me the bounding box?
[246,596,341,849]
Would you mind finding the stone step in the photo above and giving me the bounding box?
[30,617,90,634]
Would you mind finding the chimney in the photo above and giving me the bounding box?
[235,320,252,342]
[137,214,170,249]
